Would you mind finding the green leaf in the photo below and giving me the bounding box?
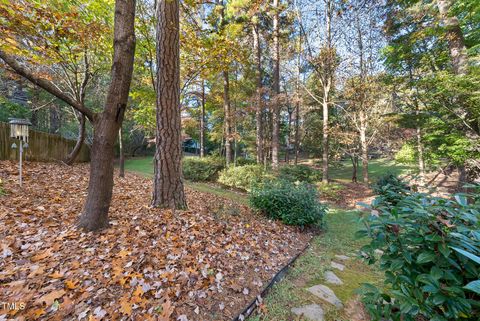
[454,195,468,206]
[451,247,480,264]
[464,280,480,294]
[417,252,436,264]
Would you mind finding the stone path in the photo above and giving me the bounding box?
[290,254,352,321]
[291,304,325,321]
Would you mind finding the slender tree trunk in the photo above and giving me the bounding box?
[351,154,358,183]
[294,103,300,165]
[416,126,425,185]
[49,105,61,134]
[321,0,333,183]
[64,112,86,165]
[253,22,264,164]
[437,0,468,75]
[322,91,329,182]
[223,71,233,166]
[359,109,369,183]
[152,0,187,209]
[294,30,301,165]
[285,108,293,164]
[119,127,125,178]
[200,80,205,157]
[271,0,280,170]
[78,0,136,231]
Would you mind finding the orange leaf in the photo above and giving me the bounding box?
[158,299,174,321]
[64,280,78,289]
[34,289,66,306]
[31,249,52,262]
[119,295,132,316]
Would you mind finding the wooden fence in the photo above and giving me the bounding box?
[0,122,90,162]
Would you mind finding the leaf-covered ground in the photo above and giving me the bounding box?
[0,161,312,320]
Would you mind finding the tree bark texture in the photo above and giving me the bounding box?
[152,0,187,209]
[437,0,468,75]
[78,0,136,231]
[271,0,281,170]
[253,22,264,164]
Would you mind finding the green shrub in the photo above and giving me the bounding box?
[217,164,271,191]
[236,157,256,166]
[182,157,224,182]
[371,173,410,207]
[358,187,480,321]
[250,179,327,226]
[278,164,321,183]
[394,142,416,164]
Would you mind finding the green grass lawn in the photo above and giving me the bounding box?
[123,156,249,205]
[329,158,415,182]
[250,209,382,321]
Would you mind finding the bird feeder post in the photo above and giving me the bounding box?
[9,118,32,187]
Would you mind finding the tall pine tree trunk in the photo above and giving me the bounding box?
[271,0,281,170]
[78,0,136,231]
[152,0,187,209]
[253,22,264,164]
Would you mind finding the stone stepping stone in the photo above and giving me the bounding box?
[324,271,343,285]
[306,284,343,308]
[330,261,345,271]
[291,304,325,321]
[334,254,350,261]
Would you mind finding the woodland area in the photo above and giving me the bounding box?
[0,0,479,320]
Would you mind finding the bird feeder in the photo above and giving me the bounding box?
[9,118,31,143]
[9,118,32,187]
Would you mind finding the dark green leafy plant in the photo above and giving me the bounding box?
[278,164,321,183]
[371,173,410,207]
[358,186,480,321]
[182,157,224,182]
[250,179,327,226]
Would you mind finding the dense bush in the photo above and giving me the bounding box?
[182,157,224,182]
[250,179,327,226]
[358,186,480,321]
[394,142,416,164]
[236,157,256,166]
[371,173,410,207]
[278,164,321,183]
[217,164,271,191]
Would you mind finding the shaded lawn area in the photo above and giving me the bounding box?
[329,158,415,182]
[124,157,249,205]
[250,209,383,321]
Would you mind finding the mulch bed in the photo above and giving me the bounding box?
[0,161,312,320]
